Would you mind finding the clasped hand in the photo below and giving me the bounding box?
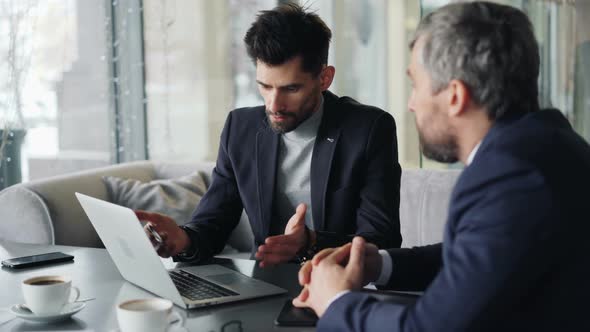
[292,236,382,317]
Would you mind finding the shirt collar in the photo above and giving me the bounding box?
[466,141,482,166]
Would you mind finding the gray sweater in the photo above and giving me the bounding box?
[271,100,324,234]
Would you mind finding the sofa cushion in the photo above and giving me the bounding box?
[153,161,255,253]
[400,169,461,247]
[102,172,207,225]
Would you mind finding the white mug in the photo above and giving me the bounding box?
[117,298,184,332]
[21,275,80,315]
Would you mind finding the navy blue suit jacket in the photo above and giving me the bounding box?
[183,91,401,262]
[321,109,590,331]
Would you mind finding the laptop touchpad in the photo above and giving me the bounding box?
[207,273,250,285]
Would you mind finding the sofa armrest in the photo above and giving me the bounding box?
[0,186,54,244]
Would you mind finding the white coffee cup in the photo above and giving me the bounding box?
[117,298,184,332]
[21,275,80,315]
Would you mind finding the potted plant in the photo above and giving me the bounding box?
[0,2,36,190]
[0,126,26,190]
[1,75,28,190]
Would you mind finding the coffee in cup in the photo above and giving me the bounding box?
[29,280,64,286]
[21,275,80,315]
[117,298,184,332]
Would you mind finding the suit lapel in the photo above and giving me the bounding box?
[311,92,341,231]
[256,123,279,240]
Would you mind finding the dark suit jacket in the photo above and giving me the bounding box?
[182,91,401,262]
[322,109,590,331]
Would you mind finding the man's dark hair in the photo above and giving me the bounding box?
[410,1,540,119]
[244,3,332,76]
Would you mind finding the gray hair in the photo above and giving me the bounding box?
[410,1,540,119]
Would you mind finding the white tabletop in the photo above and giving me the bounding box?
[0,240,309,331]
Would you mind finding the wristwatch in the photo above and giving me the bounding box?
[174,226,198,261]
[296,226,317,263]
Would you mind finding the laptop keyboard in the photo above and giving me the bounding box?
[169,270,239,301]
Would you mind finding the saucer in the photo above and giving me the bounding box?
[9,302,86,323]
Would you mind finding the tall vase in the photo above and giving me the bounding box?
[0,129,27,190]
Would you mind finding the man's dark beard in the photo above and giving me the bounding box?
[266,111,297,133]
[419,131,459,163]
[266,107,315,134]
[266,92,320,133]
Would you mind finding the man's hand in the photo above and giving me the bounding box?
[255,203,309,267]
[292,237,368,317]
[135,210,191,258]
[297,238,382,287]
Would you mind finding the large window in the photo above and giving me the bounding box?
[143,0,424,168]
[0,0,588,189]
[142,0,274,162]
[141,0,421,165]
[0,0,113,189]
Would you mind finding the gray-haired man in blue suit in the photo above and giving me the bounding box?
[294,2,590,331]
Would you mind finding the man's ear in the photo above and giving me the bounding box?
[448,79,471,117]
[320,66,335,91]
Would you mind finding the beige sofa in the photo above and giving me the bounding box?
[0,161,461,253]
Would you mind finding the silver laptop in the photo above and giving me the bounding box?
[75,193,287,309]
